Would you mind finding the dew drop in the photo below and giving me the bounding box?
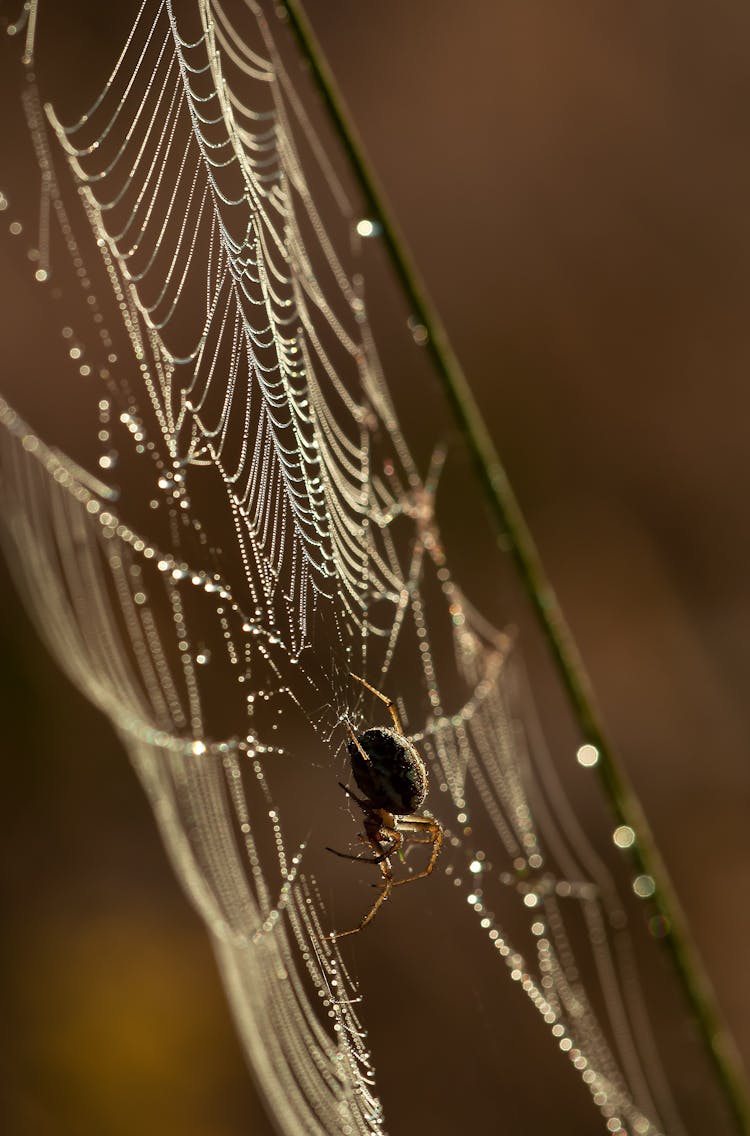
[407,316,429,346]
[576,743,599,767]
[355,218,381,238]
[648,914,669,938]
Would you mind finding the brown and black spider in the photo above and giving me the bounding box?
[327,672,443,938]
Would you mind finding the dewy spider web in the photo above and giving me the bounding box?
[0,2,705,1133]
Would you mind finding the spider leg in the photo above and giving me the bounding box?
[392,817,443,887]
[332,853,395,939]
[366,826,402,868]
[326,848,393,864]
[326,834,398,865]
[345,723,372,765]
[349,672,404,735]
[395,815,438,831]
[337,781,369,808]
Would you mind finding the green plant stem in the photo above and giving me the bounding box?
[278,1,750,1130]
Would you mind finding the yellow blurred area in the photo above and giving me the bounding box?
[6,889,266,1134]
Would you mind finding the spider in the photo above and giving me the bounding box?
[327,672,443,939]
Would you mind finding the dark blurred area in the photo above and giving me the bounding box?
[2,2,750,1134]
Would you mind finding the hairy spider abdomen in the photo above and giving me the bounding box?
[348,727,427,814]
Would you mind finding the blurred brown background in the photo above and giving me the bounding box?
[2,1,750,1133]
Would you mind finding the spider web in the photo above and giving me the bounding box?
[0,2,721,1133]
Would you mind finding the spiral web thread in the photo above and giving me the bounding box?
[0,2,691,1133]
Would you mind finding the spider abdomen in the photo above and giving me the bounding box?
[348,726,427,814]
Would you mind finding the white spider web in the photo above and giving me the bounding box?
[0,2,729,1133]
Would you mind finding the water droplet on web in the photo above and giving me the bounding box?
[648,914,669,938]
[195,649,211,666]
[576,743,599,767]
[633,874,655,898]
[613,825,635,849]
[407,316,429,346]
[355,218,381,238]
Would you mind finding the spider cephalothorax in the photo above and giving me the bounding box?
[328,673,443,938]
